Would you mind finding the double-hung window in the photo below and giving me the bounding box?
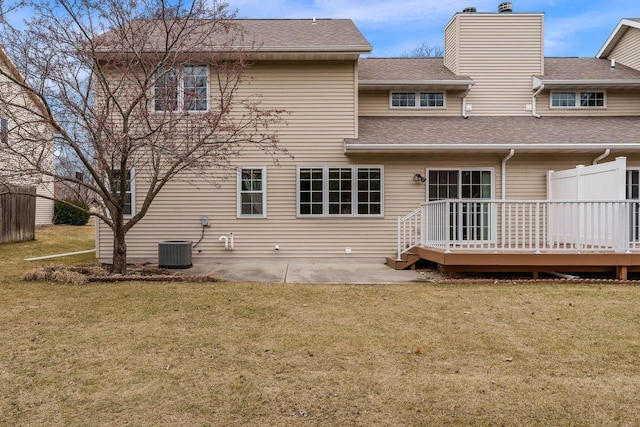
[154,66,208,112]
[237,167,267,217]
[0,118,8,144]
[391,91,445,108]
[298,166,383,217]
[114,168,134,217]
[551,91,605,108]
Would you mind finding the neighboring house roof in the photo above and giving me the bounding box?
[345,116,640,153]
[597,18,640,59]
[96,19,372,57]
[0,46,51,121]
[358,58,473,88]
[533,57,640,89]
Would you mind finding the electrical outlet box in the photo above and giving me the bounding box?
[345,247,352,254]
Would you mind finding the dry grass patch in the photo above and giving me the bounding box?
[1,280,640,425]
[0,224,96,282]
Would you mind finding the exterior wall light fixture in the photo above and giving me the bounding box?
[413,173,426,183]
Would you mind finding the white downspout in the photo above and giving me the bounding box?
[501,149,515,200]
[461,84,473,119]
[532,83,544,118]
[593,149,610,165]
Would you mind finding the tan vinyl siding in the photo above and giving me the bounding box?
[358,90,463,116]
[98,154,504,261]
[536,90,640,116]
[609,27,640,71]
[98,60,367,260]
[454,14,544,116]
[444,17,459,74]
[35,182,54,225]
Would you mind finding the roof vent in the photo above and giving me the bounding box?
[498,2,513,12]
[312,17,317,25]
[610,59,617,69]
[462,7,476,13]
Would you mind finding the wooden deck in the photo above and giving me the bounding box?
[387,246,640,280]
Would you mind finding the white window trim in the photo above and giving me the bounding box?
[110,167,135,219]
[549,90,607,109]
[389,90,446,109]
[425,167,496,243]
[296,165,384,218]
[152,65,210,113]
[237,166,267,218]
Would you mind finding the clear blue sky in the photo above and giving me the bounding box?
[230,0,640,57]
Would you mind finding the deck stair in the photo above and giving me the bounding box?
[386,251,420,270]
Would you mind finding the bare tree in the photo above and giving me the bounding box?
[402,42,444,58]
[0,0,286,274]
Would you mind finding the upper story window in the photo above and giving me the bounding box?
[154,66,208,112]
[420,92,445,108]
[391,91,445,109]
[297,166,383,217]
[551,91,606,108]
[391,92,415,107]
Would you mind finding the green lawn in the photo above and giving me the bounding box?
[1,226,640,425]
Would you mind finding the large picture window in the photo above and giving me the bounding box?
[298,166,383,217]
[154,66,208,112]
[237,167,266,217]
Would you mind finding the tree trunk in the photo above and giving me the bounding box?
[112,226,127,274]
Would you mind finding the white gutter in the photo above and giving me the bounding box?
[345,143,640,153]
[461,84,473,119]
[532,83,544,118]
[501,149,515,200]
[593,149,611,165]
[358,79,475,87]
[534,79,640,88]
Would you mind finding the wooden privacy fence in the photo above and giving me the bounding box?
[0,184,36,244]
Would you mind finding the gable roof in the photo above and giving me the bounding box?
[597,18,640,59]
[95,19,372,58]
[533,57,640,89]
[345,116,640,153]
[0,46,52,123]
[358,58,473,89]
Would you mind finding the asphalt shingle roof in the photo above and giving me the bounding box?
[358,58,471,81]
[346,116,640,146]
[538,58,640,81]
[96,19,371,52]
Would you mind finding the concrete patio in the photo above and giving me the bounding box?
[186,257,427,284]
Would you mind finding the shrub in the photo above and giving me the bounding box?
[54,199,90,226]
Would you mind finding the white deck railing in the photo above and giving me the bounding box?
[397,199,640,259]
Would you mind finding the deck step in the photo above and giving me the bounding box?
[386,251,421,270]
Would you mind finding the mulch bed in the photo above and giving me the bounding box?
[23,263,221,284]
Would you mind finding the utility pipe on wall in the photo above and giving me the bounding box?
[501,149,515,200]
